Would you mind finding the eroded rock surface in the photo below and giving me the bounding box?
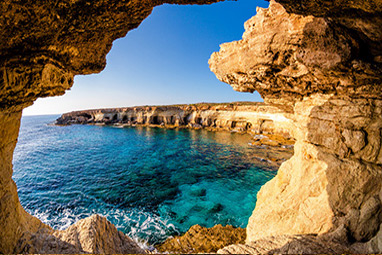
[56,102,294,138]
[56,102,295,168]
[0,0,222,253]
[209,0,382,105]
[217,234,358,254]
[156,224,246,254]
[16,215,143,254]
[0,0,221,113]
[247,95,382,243]
[210,0,382,253]
[1,0,381,253]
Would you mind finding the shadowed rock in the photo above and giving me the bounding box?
[209,0,382,253]
[156,224,246,253]
[1,0,381,253]
[0,0,223,253]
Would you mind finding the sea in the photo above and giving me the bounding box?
[13,115,277,247]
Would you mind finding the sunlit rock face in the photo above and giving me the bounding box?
[210,0,382,253]
[0,0,222,253]
[1,0,381,253]
[210,1,382,105]
[0,0,221,112]
[56,103,294,138]
[17,215,143,254]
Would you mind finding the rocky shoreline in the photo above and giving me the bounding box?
[56,102,296,168]
[155,224,246,253]
[55,102,294,136]
[54,102,295,254]
[1,0,381,252]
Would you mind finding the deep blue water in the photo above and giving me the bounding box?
[13,115,276,247]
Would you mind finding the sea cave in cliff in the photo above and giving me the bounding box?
[0,0,381,254]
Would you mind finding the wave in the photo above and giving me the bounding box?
[26,206,178,248]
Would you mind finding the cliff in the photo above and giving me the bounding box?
[0,0,381,253]
[210,0,382,253]
[55,102,294,138]
[0,0,222,253]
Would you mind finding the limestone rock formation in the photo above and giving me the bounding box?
[56,102,296,169]
[0,111,49,253]
[209,0,382,104]
[0,112,144,254]
[56,102,294,138]
[209,0,382,253]
[0,0,221,113]
[156,224,246,253]
[217,234,358,254]
[16,215,143,254]
[1,0,381,253]
[247,95,382,243]
[0,0,222,253]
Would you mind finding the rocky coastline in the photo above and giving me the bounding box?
[56,102,293,136]
[1,0,381,253]
[56,102,296,168]
[54,102,296,253]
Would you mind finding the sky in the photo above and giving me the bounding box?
[23,0,269,116]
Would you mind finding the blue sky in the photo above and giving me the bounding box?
[23,0,269,116]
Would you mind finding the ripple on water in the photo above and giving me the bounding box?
[13,115,277,245]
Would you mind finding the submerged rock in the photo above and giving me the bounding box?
[0,0,381,253]
[0,0,223,252]
[209,0,382,253]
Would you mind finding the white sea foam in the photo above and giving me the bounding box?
[26,206,177,248]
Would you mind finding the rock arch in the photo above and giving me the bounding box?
[0,0,381,253]
[0,1,222,253]
[210,1,382,253]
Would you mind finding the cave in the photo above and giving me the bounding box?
[112,114,118,122]
[0,0,381,253]
[79,113,92,119]
[183,115,191,124]
[152,116,159,125]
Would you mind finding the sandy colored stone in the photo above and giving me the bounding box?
[156,224,246,254]
[0,0,381,253]
[0,0,222,113]
[218,234,358,254]
[209,1,382,104]
[0,0,223,253]
[0,111,49,253]
[55,102,294,138]
[16,215,143,254]
[209,1,382,253]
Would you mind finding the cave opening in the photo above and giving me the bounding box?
[2,0,381,252]
[1,0,329,253]
[152,116,159,124]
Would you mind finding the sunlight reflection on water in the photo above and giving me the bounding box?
[13,115,277,245]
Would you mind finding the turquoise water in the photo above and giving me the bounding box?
[13,115,276,246]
